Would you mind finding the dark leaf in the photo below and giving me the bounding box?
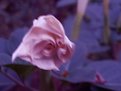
[5,64,35,80]
[0,73,15,91]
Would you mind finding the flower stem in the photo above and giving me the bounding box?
[102,0,110,45]
[71,0,89,40]
[71,13,83,40]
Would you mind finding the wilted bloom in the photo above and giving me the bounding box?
[12,15,75,71]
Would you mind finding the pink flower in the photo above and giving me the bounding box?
[12,15,75,71]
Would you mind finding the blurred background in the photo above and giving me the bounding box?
[1,0,121,91]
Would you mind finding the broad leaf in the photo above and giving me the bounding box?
[51,57,96,83]
[5,64,35,80]
[0,73,15,91]
[87,61,121,91]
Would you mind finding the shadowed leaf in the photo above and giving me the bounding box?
[5,64,35,80]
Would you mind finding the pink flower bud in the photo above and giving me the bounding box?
[12,15,75,71]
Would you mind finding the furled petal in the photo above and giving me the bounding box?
[32,40,55,58]
[12,42,32,62]
[33,15,65,37]
[23,27,55,43]
[31,58,59,71]
[12,27,56,62]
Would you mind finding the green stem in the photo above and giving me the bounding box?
[102,0,110,45]
[71,13,83,40]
